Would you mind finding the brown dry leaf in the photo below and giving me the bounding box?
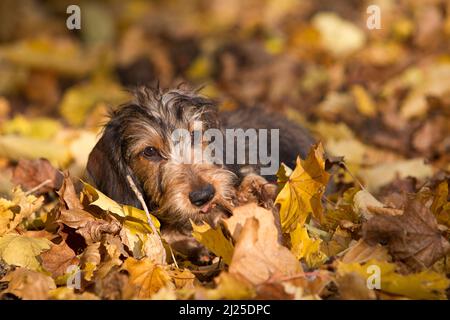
[353,190,385,220]
[93,267,129,300]
[2,267,56,300]
[226,203,281,242]
[290,223,327,268]
[96,235,127,279]
[122,257,173,299]
[228,206,302,285]
[363,196,450,270]
[353,190,403,221]
[0,187,44,236]
[12,158,63,194]
[40,241,79,278]
[323,187,360,232]
[321,227,353,257]
[57,174,83,210]
[167,268,196,290]
[80,242,101,281]
[120,216,165,262]
[59,209,121,243]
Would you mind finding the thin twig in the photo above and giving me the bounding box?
[126,174,167,265]
[25,179,52,195]
[168,244,179,269]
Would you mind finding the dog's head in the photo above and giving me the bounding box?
[87,87,237,231]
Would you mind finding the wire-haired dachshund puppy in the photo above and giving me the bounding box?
[87,86,315,262]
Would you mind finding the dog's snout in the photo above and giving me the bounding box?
[189,184,215,207]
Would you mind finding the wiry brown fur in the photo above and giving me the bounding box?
[87,86,315,261]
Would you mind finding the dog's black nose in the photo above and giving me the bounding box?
[189,184,215,207]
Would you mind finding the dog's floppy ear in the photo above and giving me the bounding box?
[87,125,140,208]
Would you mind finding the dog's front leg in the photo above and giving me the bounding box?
[236,173,277,209]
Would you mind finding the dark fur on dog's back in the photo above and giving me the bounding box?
[87,86,316,259]
[220,107,315,181]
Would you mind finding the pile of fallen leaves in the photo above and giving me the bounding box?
[0,143,449,300]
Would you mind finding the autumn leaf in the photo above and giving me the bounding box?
[0,187,44,236]
[431,181,450,228]
[95,235,126,279]
[59,209,121,243]
[83,182,124,216]
[0,234,51,271]
[290,223,327,268]
[363,196,450,271]
[49,287,99,300]
[352,189,398,220]
[228,205,302,285]
[275,143,330,232]
[80,242,101,281]
[323,187,360,231]
[191,220,234,265]
[276,162,293,190]
[337,259,450,300]
[1,267,56,300]
[40,241,79,278]
[0,135,71,167]
[335,272,377,300]
[341,240,391,264]
[12,158,63,194]
[58,174,83,210]
[122,257,173,299]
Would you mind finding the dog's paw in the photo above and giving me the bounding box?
[237,174,277,209]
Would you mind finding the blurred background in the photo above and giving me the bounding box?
[0,0,449,196]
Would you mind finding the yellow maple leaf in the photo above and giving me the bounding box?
[290,223,327,268]
[275,143,330,232]
[0,234,51,271]
[337,259,450,300]
[191,220,234,265]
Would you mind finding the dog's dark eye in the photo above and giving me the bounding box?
[142,147,160,159]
